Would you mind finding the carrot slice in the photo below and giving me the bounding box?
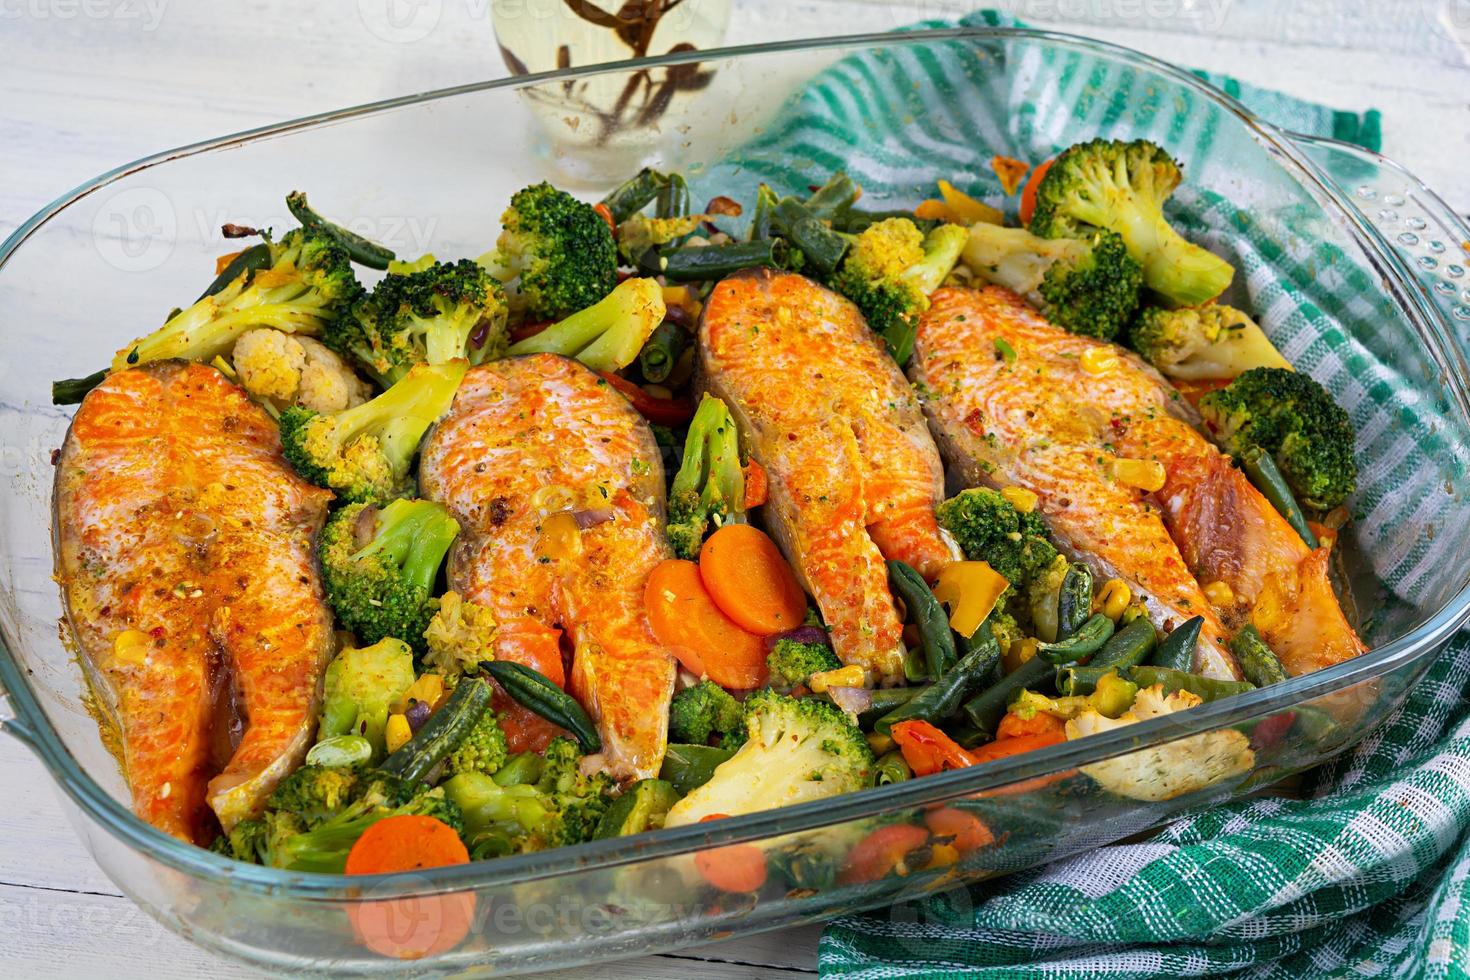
[345,814,474,960]
[967,730,1065,765]
[839,823,930,884]
[698,524,806,635]
[1019,158,1053,226]
[924,806,994,853]
[693,814,769,892]
[743,459,769,509]
[645,559,766,688]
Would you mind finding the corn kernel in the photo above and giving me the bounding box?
[384,713,413,753]
[1202,580,1235,607]
[1000,486,1038,513]
[112,629,151,666]
[808,664,866,693]
[1080,347,1120,374]
[1111,458,1167,493]
[1094,579,1132,621]
[866,732,894,755]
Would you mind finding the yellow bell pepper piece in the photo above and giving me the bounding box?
[395,672,445,713]
[1000,485,1038,513]
[536,510,582,562]
[932,561,1010,639]
[384,713,413,754]
[937,180,1005,225]
[1094,579,1132,621]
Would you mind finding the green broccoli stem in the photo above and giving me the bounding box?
[52,369,110,405]
[673,394,746,516]
[900,224,969,294]
[277,807,390,873]
[286,191,395,270]
[333,361,467,473]
[421,309,483,367]
[772,197,850,274]
[1143,226,1235,306]
[353,499,460,592]
[601,168,669,223]
[1241,446,1319,549]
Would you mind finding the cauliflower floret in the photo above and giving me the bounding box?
[1065,684,1254,802]
[423,591,498,676]
[232,328,371,412]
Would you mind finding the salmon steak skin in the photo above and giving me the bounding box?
[54,361,335,843]
[698,268,959,682]
[418,354,676,781]
[911,285,1363,679]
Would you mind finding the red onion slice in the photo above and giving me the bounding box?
[826,685,872,717]
[763,625,831,652]
[572,507,616,529]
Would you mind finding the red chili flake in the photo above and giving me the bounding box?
[149,627,166,639]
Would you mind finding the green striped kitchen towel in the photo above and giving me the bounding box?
[695,10,1470,978]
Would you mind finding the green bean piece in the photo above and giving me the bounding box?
[601,168,669,223]
[802,172,861,219]
[638,320,687,383]
[484,660,602,753]
[887,559,957,679]
[772,197,849,274]
[1148,615,1204,672]
[198,241,272,301]
[1056,616,1157,695]
[1231,623,1290,687]
[747,183,779,241]
[1034,613,1114,666]
[902,646,929,684]
[52,368,110,405]
[962,654,1052,734]
[1056,563,1095,639]
[876,623,1002,733]
[657,238,794,282]
[943,722,992,750]
[854,685,926,729]
[1128,665,1255,702]
[874,750,912,785]
[829,208,939,234]
[286,191,395,269]
[655,173,691,220]
[658,743,734,795]
[1241,446,1319,549]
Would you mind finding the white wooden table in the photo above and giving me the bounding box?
[2,2,1466,977]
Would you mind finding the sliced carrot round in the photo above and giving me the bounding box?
[698,524,806,635]
[646,559,766,688]
[839,823,930,884]
[923,806,994,853]
[345,814,474,960]
[693,814,769,893]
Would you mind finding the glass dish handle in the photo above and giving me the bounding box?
[1287,132,1470,330]
[0,645,39,751]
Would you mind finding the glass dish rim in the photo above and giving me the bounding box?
[2,22,1468,901]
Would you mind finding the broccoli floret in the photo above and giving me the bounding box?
[422,591,498,676]
[829,217,968,363]
[264,764,365,828]
[320,499,459,652]
[107,228,362,375]
[936,488,1058,591]
[668,681,746,746]
[279,359,467,504]
[532,737,618,848]
[766,638,842,693]
[480,182,617,320]
[316,638,418,760]
[963,223,1142,340]
[506,276,666,373]
[1028,139,1233,308]
[1128,304,1292,380]
[988,608,1023,654]
[663,690,874,827]
[1198,367,1357,511]
[233,770,462,873]
[665,394,746,559]
[331,259,509,386]
[445,705,509,777]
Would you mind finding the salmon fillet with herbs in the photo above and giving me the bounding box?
[54,362,334,843]
[418,354,676,781]
[699,269,958,682]
[912,285,1362,678]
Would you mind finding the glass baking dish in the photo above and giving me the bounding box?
[3,24,1470,977]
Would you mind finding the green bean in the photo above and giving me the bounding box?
[1231,623,1289,688]
[1241,446,1318,549]
[802,172,860,219]
[1148,615,1204,672]
[484,660,602,752]
[638,320,687,383]
[52,369,110,405]
[1056,563,1095,639]
[286,191,395,269]
[874,751,912,785]
[658,743,734,795]
[1291,705,1340,746]
[1056,616,1156,695]
[962,654,1052,734]
[854,686,926,729]
[902,646,929,684]
[1128,665,1255,702]
[601,168,668,223]
[876,623,1002,733]
[829,208,938,234]
[747,183,779,241]
[943,722,992,750]
[772,197,850,274]
[657,238,794,281]
[655,173,691,220]
[198,241,272,301]
[1035,613,1114,666]
[887,559,957,679]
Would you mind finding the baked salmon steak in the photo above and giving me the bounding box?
[418,354,676,781]
[699,268,958,682]
[54,362,335,843]
[911,285,1363,679]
